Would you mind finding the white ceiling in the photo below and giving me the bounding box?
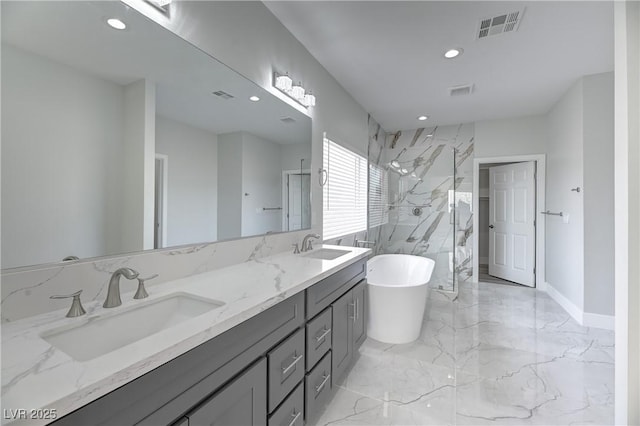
[1,1,311,145]
[265,1,614,131]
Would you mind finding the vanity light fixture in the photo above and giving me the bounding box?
[417,115,428,121]
[302,92,316,107]
[275,73,293,91]
[249,95,260,102]
[444,48,463,59]
[290,81,305,100]
[146,0,172,13]
[273,72,316,108]
[106,18,127,30]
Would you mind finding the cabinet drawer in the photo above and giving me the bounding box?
[268,383,304,426]
[305,307,332,371]
[306,259,366,319]
[305,351,332,424]
[268,328,305,412]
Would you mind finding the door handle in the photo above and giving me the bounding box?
[489,225,494,229]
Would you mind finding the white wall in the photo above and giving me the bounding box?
[241,133,283,236]
[0,45,125,268]
[122,79,156,253]
[280,143,311,172]
[217,132,243,240]
[545,79,586,311]
[583,72,615,316]
[614,2,640,424]
[156,116,218,246]
[475,115,547,158]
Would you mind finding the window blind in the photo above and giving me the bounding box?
[323,137,368,240]
[369,163,389,228]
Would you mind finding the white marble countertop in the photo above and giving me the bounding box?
[1,245,370,425]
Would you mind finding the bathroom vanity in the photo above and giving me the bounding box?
[1,246,369,425]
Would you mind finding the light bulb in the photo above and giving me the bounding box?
[275,73,292,91]
[303,92,316,107]
[291,82,305,100]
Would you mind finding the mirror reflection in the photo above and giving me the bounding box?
[1,1,312,270]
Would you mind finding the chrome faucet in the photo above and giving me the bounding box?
[301,233,321,252]
[104,267,139,308]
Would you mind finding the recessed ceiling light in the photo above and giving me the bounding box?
[107,18,127,30]
[249,95,260,102]
[444,48,463,59]
[417,115,428,121]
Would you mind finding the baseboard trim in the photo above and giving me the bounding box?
[545,282,583,324]
[544,282,615,330]
[583,312,615,330]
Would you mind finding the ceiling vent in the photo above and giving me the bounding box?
[449,84,474,97]
[212,90,234,99]
[280,117,296,124]
[477,9,524,39]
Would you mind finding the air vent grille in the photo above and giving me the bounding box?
[477,9,524,39]
[280,117,296,123]
[212,90,234,99]
[449,84,474,97]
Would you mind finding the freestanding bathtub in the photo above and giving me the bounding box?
[367,254,436,344]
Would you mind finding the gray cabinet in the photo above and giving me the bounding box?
[331,279,367,386]
[268,328,305,412]
[186,359,267,426]
[331,289,354,386]
[305,307,332,370]
[304,351,332,423]
[352,280,367,347]
[268,383,304,426]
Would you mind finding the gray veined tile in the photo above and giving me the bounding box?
[310,387,450,426]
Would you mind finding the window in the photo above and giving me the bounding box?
[369,163,389,227]
[323,136,367,240]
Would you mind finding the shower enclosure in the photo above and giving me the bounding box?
[368,123,474,295]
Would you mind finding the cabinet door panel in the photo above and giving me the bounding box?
[187,359,266,426]
[331,290,353,386]
[352,280,367,348]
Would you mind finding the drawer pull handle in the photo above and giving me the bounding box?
[315,373,331,394]
[288,411,302,426]
[349,301,356,321]
[315,327,331,342]
[281,354,303,375]
[355,298,359,321]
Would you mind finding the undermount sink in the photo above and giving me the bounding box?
[303,248,351,260]
[41,293,224,362]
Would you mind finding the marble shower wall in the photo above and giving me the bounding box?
[378,123,474,290]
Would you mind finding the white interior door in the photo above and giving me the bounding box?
[489,161,536,287]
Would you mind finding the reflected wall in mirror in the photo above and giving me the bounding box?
[1,1,312,270]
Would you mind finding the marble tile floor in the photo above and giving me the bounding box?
[313,281,614,426]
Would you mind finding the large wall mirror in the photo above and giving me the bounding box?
[1,1,312,270]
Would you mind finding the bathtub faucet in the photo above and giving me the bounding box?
[354,238,376,248]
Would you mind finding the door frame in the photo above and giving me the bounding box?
[472,154,546,289]
[282,169,311,231]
